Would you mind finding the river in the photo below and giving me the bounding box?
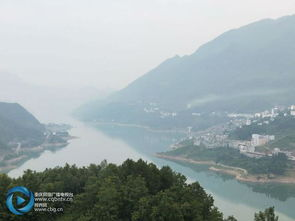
[8,119,295,221]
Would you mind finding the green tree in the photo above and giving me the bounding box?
[4,159,281,221]
[254,207,279,221]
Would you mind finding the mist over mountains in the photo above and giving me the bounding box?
[0,72,111,122]
[78,15,295,125]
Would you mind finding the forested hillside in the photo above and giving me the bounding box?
[230,114,295,141]
[0,159,278,220]
[0,102,45,150]
[79,15,295,126]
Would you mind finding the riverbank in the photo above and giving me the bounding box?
[156,154,295,184]
[0,136,76,174]
[91,121,187,134]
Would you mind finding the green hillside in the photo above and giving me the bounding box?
[79,15,295,127]
[230,114,295,140]
[269,135,295,151]
[0,102,45,150]
[115,15,295,112]
[0,159,278,220]
[165,145,289,175]
[229,113,295,151]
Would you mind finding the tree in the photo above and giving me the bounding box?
[254,207,279,221]
[0,159,282,221]
[225,216,238,221]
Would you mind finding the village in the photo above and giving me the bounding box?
[172,105,295,161]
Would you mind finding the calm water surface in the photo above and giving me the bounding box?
[9,120,295,221]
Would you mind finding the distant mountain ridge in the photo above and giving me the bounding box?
[79,15,295,126]
[0,72,111,122]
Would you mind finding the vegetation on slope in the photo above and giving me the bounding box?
[80,15,295,127]
[166,145,290,175]
[0,159,279,220]
[0,102,45,150]
[229,114,295,151]
[230,114,295,141]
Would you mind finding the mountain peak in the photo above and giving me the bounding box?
[80,14,295,124]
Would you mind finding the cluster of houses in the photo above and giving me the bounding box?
[251,134,275,146]
[233,105,295,160]
[192,134,228,148]
[176,104,295,161]
[143,103,177,118]
[253,105,295,119]
[228,105,295,126]
[232,134,275,154]
[143,102,295,124]
[234,133,295,161]
[233,135,272,157]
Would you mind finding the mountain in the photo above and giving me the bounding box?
[0,102,45,150]
[78,15,295,127]
[0,72,111,122]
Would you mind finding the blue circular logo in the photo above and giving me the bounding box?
[6,186,35,215]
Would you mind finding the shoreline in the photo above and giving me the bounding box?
[91,121,187,134]
[0,136,76,174]
[156,153,295,184]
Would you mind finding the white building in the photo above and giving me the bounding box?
[251,134,275,147]
[246,119,252,125]
[272,148,295,160]
[255,113,262,118]
[239,144,255,153]
[273,148,281,154]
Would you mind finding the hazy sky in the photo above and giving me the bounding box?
[0,0,294,90]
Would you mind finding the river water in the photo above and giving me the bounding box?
[8,120,295,221]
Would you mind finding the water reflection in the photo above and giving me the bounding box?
[8,121,295,221]
[94,123,295,220]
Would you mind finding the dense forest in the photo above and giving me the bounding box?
[0,159,278,220]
